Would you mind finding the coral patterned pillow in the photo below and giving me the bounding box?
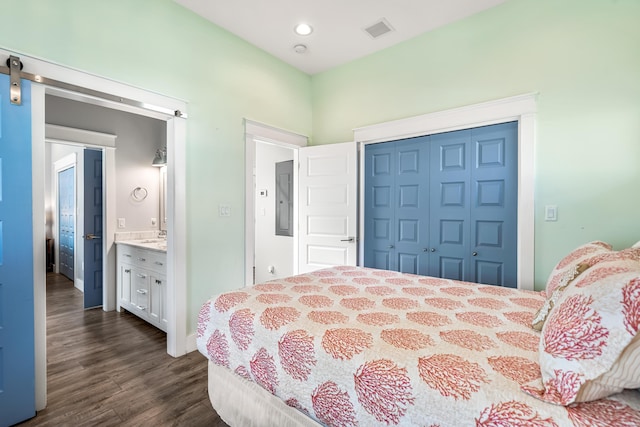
[544,241,612,296]
[525,270,640,405]
[532,241,613,331]
[531,262,589,331]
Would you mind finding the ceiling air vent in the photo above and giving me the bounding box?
[364,19,394,39]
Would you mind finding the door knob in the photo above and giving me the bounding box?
[431,248,435,252]
[340,237,355,242]
[85,234,101,240]
[472,252,478,256]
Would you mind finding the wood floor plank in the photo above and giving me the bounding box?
[16,273,228,427]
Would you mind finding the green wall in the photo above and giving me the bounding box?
[311,0,640,289]
[2,0,639,337]
[0,0,312,332]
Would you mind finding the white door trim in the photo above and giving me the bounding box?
[354,93,537,290]
[244,120,308,286]
[2,47,189,411]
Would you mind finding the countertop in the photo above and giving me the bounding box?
[115,238,167,253]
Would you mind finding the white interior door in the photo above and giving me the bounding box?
[298,142,357,273]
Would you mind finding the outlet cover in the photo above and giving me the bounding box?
[219,205,231,217]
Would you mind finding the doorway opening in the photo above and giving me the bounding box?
[5,47,190,411]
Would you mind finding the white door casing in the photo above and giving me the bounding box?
[1,47,188,411]
[298,142,358,273]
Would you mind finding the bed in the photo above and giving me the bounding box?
[197,243,640,426]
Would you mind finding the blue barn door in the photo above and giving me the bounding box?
[0,74,36,425]
[83,148,103,309]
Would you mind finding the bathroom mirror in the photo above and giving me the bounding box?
[159,166,167,231]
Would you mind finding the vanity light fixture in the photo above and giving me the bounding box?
[152,146,167,167]
[294,23,313,36]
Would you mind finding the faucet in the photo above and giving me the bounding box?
[158,229,167,239]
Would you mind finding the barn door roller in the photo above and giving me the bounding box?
[8,55,23,105]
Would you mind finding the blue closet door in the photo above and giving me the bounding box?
[429,129,472,281]
[364,122,518,288]
[394,137,430,275]
[470,122,518,287]
[364,142,396,270]
[364,139,430,275]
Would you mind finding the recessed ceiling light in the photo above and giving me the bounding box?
[294,23,313,36]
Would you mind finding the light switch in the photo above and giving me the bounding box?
[118,218,126,228]
[545,205,558,221]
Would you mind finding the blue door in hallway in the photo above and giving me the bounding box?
[58,166,75,280]
[364,122,518,287]
[0,74,35,425]
[83,148,103,309]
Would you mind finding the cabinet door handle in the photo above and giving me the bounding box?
[155,279,162,285]
[472,252,478,256]
[154,261,164,266]
[135,305,147,311]
[137,289,148,295]
[124,254,132,258]
[388,245,395,249]
[136,273,147,279]
[137,257,146,262]
[125,269,131,273]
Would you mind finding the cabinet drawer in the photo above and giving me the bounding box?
[146,251,166,275]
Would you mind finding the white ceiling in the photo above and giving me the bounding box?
[175,0,508,75]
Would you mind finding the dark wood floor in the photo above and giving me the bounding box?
[18,273,229,427]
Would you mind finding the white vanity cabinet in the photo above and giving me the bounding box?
[117,242,167,332]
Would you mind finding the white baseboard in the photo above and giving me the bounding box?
[186,333,197,353]
[74,278,84,292]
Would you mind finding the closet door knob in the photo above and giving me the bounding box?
[431,248,436,252]
[472,252,478,256]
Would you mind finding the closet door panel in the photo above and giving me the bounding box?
[470,122,518,287]
[395,138,430,275]
[429,130,471,281]
[364,142,396,271]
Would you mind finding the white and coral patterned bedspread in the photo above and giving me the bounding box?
[196,266,640,426]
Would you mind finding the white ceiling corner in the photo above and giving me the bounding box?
[174,0,508,75]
